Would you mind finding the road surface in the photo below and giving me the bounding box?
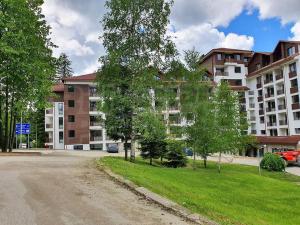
[0,151,189,225]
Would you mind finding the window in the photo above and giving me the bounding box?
[294,112,300,120]
[289,62,297,73]
[68,130,75,138]
[287,46,296,56]
[234,66,241,73]
[216,53,222,60]
[291,79,298,88]
[296,128,300,134]
[258,90,263,97]
[270,129,278,136]
[74,145,83,150]
[260,117,265,124]
[261,130,266,135]
[292,95,299,103]
[68,85,75,92]
[244,57,249,63]
[68,115,75,122]
[90,144,103,151]
[58,103,63,115]
[236,54,241,60]
[256,63,261,70]
[68,100,75,107]
[59,117,63,129]
[59,132,63,143]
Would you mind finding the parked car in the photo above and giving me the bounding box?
[107,144,119,153]
[183,148,193,157]
[274,150,300,166]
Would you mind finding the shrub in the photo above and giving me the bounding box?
[164,140,187,168]
[140,139,166,165]
[260,153,285,172]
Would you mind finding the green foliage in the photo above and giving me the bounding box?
[139,139,166,165]
[164,140,187,168]
[260,153,285,172]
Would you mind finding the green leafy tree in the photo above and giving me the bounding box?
[212,82,249,173]
[164,140,187,168]
[0,0,56,152]
[135,111,166,165]
[99,0,176,161]
[56,53,73,81]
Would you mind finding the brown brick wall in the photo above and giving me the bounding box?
[64,84,90,145]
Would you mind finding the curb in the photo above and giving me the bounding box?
[100,166,218,225]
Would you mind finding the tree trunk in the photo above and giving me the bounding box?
[150,157,152,165]
[203,155,207,168]
[0,96,3,151]
[130,139,135,162]
[8,95,14,151]
[9,113,16,152]
[3,82,9,152]
[193,148,196,170]
[124,139,128,161]
[218,152,222,173]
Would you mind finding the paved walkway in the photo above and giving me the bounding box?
[0,151,189,225]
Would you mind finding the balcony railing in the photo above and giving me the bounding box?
[257,96,263,102]
[275,73,283,80]
[90,92,99,97]
[248,90,254,95]
[90,121,102,126]
[251,130,257,134]
[90,136,102,141]
[240,98,246,103]
[215,71,229,76]
[259,110,264,115]
[279,120,287,126]
[277,89,284,95]
[265,93,274,98]
[256,83,262,89]
[292,103,300,110]
[289,71,297,78]
[90,106,98,112]
[290,86,298,94]
[267,122,277,127]
[45,124,53,129]
[278,105,286,110]
[249,103,255,108]
[264,79,273,84]
[250,116,256,121]
[266,108,276,112]
[46,109,53,115]
[45,138,53,143]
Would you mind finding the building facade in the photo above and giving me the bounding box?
[46,40,300,153]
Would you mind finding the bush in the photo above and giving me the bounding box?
[140,139,166,165]
[260,153,285,172]
[164,140,187,168]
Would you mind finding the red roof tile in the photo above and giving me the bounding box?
[63,73,97,82]
[52,83,64,92]
[256,135,300,145]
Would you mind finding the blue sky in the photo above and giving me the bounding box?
[219,10,294,52]
[42,0,300,75]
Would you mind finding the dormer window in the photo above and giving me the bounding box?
[256,63,261,70]
[236,54,241,60]
[287,46,296,56]
[216,53,222,60]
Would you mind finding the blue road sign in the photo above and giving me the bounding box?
[16,123,31,135]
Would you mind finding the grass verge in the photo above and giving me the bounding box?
[99,157,300,225]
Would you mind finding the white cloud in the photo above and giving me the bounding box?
[80,60,100,75]
[170,23,254,55]
[85,32,101,44]
[291,22,300,41]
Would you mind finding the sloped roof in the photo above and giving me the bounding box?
[256,135,300,145]
[63,73,97,82]
[201,48,254,62]
[52,83,64,92]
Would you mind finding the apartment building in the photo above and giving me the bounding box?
[45,73,123,151]
[199,40,300,155]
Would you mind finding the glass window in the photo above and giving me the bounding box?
[59,117,63,129]
[289,62,297,73]
[291,79,298,88]
[58,103,63,115]
[296,128,300,134]
[68,130,75,138]
[68,115,75,122]
[261,130,266,135]
[294,112,300,120]
[216,54,222,60]
[234,67,241,73]
[68,100,75,107]
[287,47,296,56]
[244,57,248,63]
[68,85,75,92]
[236,54,241,60]
[59,132,63,143]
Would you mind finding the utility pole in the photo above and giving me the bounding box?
[20,111,22,148]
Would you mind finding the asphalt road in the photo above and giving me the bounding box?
[0,151,189,225]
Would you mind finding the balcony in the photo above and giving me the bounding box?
[90,136,102,142]
[259,110,264,115]
[251,130,257,134]
[45,109,53,115]
[278,105,286,110]
[215,71,229,76]
[249,103,255,108]
[265,93,274,99]
[277,89,284,95]
[240,105,246,112]
[279,120,287,126]
[45,138,53,143]
[275,73,283,80]
[90,121,103,126]
[267,122,277,127]
[90,92,99,97]
[264,79,273,85]
[248,90,254,96]
[45,124,53,129]
[292,103,300,110]
[257,96,263,102]
[250,116,256,122]
[266,108,276,113]
[256,83,262,89]
[239,98,246,104]
[290,86,298,94]
[289,71,297,78]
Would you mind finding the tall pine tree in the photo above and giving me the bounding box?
[56,53,73,81]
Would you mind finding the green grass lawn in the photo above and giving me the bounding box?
[98,157,300,225]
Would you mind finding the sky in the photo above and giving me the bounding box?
[42,0,300,75]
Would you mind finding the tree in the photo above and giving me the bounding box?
[56,53,73,81]
[99,0,176,161]
[135,111,166,165]
[164,140,187,168]
[212,82,248,173]
[0,0,56,152]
